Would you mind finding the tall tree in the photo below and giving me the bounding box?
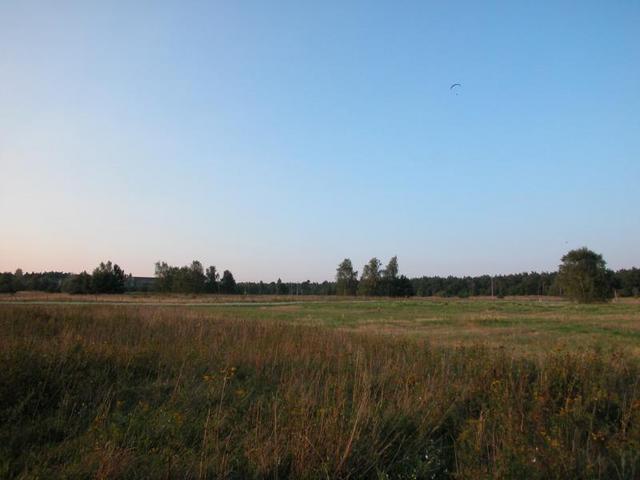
[383,256,399,280]
[336,258,358,296]
[381,256,399,296]
[205,266,219,293]
[358,257,382,296]
[556,247,613,303]
[154,261,174,292]
[187,260,206,293]
[219,270,237,294]
[13,269,25,291]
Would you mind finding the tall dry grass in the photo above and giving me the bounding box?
[1,304,639,479]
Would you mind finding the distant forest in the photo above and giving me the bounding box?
[1,255,639,298]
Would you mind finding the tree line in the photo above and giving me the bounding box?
[236,279,336,296]
[335,256,414,296]
[153,261,237,294]
[411,272,558,298]
[0,262,126,295]
[1,248,639,302]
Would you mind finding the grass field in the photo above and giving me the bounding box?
[2,295,640,478]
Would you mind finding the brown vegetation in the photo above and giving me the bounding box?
[2,303,640,478]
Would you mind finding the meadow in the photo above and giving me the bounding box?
[2,296,640,478]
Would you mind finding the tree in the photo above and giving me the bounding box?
[383,256,399,280]
[381,256,399,296]
[556,247,613,303]
[186,261,206,293]
[219,270,237,294]
[154,261,174,292]
[0,272,16,293]
[21,271,67,292]
[394,275,415,297]
[61,271,92,294]
[358,258,382,296]
[154,261,206,293]
[613,268,640,297]
[276,278,288,295]
[13,269,25,291]
[206,266,219,293]
[335,258,358,296]
[91,261,126,294]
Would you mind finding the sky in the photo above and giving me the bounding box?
[1,1,639,281]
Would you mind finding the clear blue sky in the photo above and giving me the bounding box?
[1,1,638,280]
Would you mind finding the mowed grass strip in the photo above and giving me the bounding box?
[2,302,640,479]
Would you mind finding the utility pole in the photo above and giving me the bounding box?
[491,276,494,298]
